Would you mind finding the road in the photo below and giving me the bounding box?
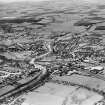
[0,41,52,101]
[0,63,49,101]
[1,38,105,102]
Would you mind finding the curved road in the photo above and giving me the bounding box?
[0,41,52,101]
[1,39,105,102]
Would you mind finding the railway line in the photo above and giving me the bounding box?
[1,33,105,103]
[0,40,52,102]
[49,75,105,97]
[0,63,49,102]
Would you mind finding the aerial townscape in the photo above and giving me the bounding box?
[1,0,105,105]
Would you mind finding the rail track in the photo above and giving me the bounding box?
[49,75,105,97]
[0,32,105,103]
[0,40,52,102]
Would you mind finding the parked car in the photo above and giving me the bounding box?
[89,66,104,74]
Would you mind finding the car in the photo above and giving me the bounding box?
[89,66,104,74]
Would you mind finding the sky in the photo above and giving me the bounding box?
[0,0,48,3]
[0,0,105,3]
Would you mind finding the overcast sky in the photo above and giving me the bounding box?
[0,0,48,2]
[0,0,105,3]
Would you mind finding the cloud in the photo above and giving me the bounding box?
[82,0,105,3]
[0,0,48,3]
[0,0,105,4]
